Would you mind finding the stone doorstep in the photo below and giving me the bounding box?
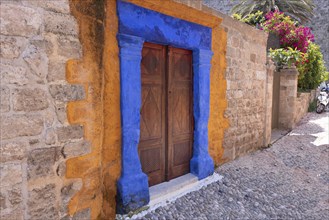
[117,173,223,219]
[149,173,198,205]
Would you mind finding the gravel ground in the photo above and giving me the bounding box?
[141,112,329,220]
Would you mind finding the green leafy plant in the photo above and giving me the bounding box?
[269,47,302,68]
[232,11,265,26]
[231,0,315,23]
[297,42,329,89]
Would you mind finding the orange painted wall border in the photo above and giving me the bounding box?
[65,0,229,219]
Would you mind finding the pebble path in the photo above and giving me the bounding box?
[141,113,329,220]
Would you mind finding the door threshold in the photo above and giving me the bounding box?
[116,173,222,219]
[149,173,198,205]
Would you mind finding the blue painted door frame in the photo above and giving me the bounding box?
[116,1,214,214]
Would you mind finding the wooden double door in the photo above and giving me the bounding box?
[138,42,194,186]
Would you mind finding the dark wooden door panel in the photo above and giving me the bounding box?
[139,43,193,185]
[167,47,193,180]
[139,43,166,186]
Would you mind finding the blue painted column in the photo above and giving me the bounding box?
[190,49,215,180]
[116,34,149,214]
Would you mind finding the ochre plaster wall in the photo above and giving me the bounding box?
[208,26,230,165]
[65,0,228,219]
[66,0,105,219]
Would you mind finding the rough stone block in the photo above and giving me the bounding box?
[0,63,30,86]
[22,44,48,78]
[45,128,57,145]
[0,36,28,59]
[47,60,66,82]
[0,193,6,210]
[58,35,82,59]
[0,163,22,188]
[0,86,10,113]
[60,181,82,214]
[8,185,22,206]
[12,88,49,111]
[44,11,78,36]
[72,208,91,220]
[0,4,42,37]
[49,84,85,101]
[56,161,66,177]
[27,184,59,219]
[250,53,256,63]
[55,102,67,124]
[231,37,240,48]
[62,140,91,158]
[23,0,70,14]
[0,141,28,163]
[27,147,60,179]
[56,125,84,142]
[0,114,44,140]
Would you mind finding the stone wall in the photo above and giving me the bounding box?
[202,6,272,163]
[295,90,317,125]
[1,0,274,218]
[0,0,98,219]
[204,0,329,69]
[277,67,299,129]
[276,67,316,130]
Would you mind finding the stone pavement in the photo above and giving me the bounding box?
[140,112,329,219]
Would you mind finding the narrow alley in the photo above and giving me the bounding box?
[141,113,329,219]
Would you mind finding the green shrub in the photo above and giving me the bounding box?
[232,11,265,27]
[297,42,329,90]
[269,47,302,69]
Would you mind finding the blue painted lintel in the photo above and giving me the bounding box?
[116,33,150,214]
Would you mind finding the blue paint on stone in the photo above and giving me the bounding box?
[117,1,211,50]
[190,49,215,180]
[116,0,214,213]
[116,34,149,214]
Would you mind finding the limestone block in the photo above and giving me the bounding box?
[0,36,28,59]
[0,163,22,188]
[45,128,57,145]
[60,181,82,214]
[0,193,5,210]
[22,44,48,78]
[55,102,67,124]
[72,208,91,220]
[56,125,84,142]
[47,60,66,82]
[12,88,49,111]
[0,4,42,37]
[0,114,44,140]
[0,86,10,113]
[0,63,30,86]
[23,0,70,14]
[8,185,22,206]
[56,161,66,177]
[49,84,85,101]
[44,11,78,36]
[62,140,91,158]
[0,141,28,163]
[58,35,82,59]
[27,184,59,219]
[27,147,60,179]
